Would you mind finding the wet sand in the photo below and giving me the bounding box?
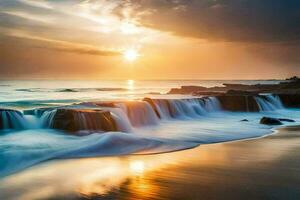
[1,126,300,200]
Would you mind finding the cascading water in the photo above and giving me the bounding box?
[152,97,221,119]
[117,101,160,127]
[0,109,27,130]
[266,95,284,109]
[40,109,57,128]
[108,108,133,132]
[2,95,300,177]
[38,108,118,132]
[255,95,284,111]
[168,99,200,118]
[1,97,222,132]
[27,106,133,132]
[203,97,221,112]
[23,115,40,129]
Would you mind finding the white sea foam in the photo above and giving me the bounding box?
[1,80,300,177]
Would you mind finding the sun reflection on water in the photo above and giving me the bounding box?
[127,79,135,90]
[126,79,136,99]
[1,140,276,200]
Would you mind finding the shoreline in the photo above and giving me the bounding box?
[0,122,297,177]
[1,125,300,199]
[0,121,291,178]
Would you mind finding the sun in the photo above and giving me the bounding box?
[129,160,144,174]
[123,49,139,61]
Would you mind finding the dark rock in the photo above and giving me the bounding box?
[168,86,208,94]
[216,95,259,112]
[94,102,116,107]
[286,76,300,81]
[226,90,258,95]
[277,94,300,108]
[59,89,78,92]
[222,83,256,90]
[279,118,296,122]
[240,119,249,122]
[192,91,223,96]
[96,88,126,91]
[50,109,117,132]
[167,76,300,99]
[147,92,161,95]
[260,117,283,125]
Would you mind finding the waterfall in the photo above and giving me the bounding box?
[71,110,117,132]
[265,95,284,109]
[27,106,133,132]
[169,99,199,118]
[0,109,27,130]
[117,101,160,127]
[152,97,221,119]
[203,97,221,112]
[39,109,118,132]
[152,99,172,119]
[109,108,133,132]
[255,95,284,111]
[1,97,222,133]
[23,115,40,129]
[40,109,57,128]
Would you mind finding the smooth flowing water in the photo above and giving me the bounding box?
[1,80,299,177]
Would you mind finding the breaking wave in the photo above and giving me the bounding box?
[1,95,300,177]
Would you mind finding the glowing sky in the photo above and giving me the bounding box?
[0,0,299,79]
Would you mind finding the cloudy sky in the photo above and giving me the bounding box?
[0,0,299,79]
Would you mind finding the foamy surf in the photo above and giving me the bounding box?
[0,130,197,177]
[1,93,300,177]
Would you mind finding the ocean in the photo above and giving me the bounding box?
[1,79,299,177]
[0,79,281,108]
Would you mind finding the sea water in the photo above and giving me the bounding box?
[1,79,299,177]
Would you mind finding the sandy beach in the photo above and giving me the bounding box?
[1,1,300,199]
[1,125,300,200]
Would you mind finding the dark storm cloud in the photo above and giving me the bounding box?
[129,0,300,43]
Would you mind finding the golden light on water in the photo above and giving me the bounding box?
[123,49,139,61]
[127,79,135,91]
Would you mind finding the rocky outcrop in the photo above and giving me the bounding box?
[259,117,295,125]
[165,76,300,110]
[167,76,300,96]
[240,119,249,122]
[277,94,300,108]
[216,95,259,112]
[168,86,210,94]
[50,109,117,132]
[260,117,283,125]
[225,90,258,96]
[94,102,116,108]
[58,89,78,92]
[193,91,224,96]
[278,118,295,122]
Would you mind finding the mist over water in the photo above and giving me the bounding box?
[1,80,299,177]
